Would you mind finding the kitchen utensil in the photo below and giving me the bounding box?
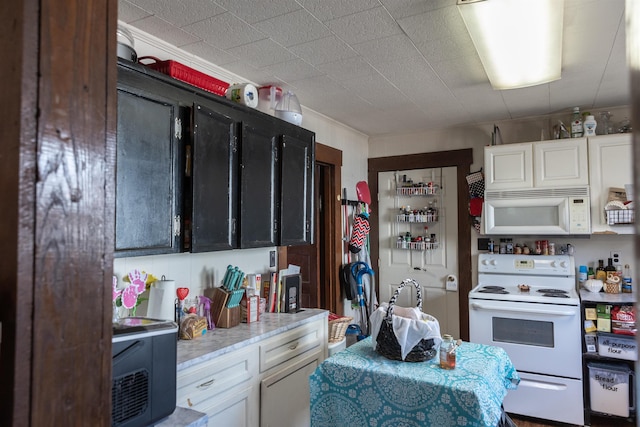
[356,181,371,205]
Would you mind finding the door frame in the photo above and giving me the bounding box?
[280,142,343,315]
[368,149,473,340]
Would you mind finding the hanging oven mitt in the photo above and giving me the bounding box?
[349,212,370,253]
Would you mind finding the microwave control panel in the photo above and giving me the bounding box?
[568,196,590,234]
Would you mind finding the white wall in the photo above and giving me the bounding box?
[114,24,369,302]
[369,106,634,287]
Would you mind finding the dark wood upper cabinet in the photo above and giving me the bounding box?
[239,120,279,248]
[115,59,315,255]
[189,103,239,252]
[279,134,315,246]
[115,87,184,256]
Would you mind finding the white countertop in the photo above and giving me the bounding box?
[176,308,328,370]
[579,288,636,304]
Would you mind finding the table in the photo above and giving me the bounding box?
[310,337,519,427]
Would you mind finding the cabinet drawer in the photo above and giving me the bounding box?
[259,321,324,373]
[177,346,258,410]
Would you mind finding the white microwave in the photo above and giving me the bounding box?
[484,186,591,235]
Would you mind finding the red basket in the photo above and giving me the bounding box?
[138,56,229,96]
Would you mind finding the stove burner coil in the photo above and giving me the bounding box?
[537,289,568,294]
[478,287,509,294]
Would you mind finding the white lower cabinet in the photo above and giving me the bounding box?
[260,349,323,427]
[177,346,260,427]
[177,316,327,427]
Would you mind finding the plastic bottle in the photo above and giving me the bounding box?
[578,266,588,285]
[622,264,633,293]
[595,260,607,281]
[583,115,597,136]
[571,107,583,138]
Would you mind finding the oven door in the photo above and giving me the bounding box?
[469,299,582,379]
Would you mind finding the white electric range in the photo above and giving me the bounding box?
[469,254,584,426]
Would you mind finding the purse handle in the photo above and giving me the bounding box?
[385,279,422,321]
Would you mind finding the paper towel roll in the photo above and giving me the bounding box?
[226,83,258,108]
[147,279,177,321]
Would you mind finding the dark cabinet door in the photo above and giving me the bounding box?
[190,104,238,252]
[279,134,315,245]
[239,121,278,248]
[115,89,183,256]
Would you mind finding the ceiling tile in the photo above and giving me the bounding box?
[298,0,380,22]
[429,55,487,90]
[261,59,325,83]
[289,36,358,66]
[127,16,201,47]
[226,39,297,68]
[222,61,275,83]
[326,7,403,45]
[316,56,379,81]
[252,9,331,47]
[214,0,301,24]
[181,41,238,66]
[118,0,152,22]
[126,0,225,27]
[353,34,420,64]
[182,12,266,50]
[379,0,452,20]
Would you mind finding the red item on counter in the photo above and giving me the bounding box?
[611,305,636,335]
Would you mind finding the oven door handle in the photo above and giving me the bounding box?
[470,302,577,317]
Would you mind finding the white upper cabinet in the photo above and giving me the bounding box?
[588,134,634,234]
[533,138,589,188]
[485,139,589,191]
[485,142,533,190]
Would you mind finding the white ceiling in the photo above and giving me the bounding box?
[118,0,629,137]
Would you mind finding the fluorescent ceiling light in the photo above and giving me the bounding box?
[457,0,564,90]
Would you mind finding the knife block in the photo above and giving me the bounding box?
[205,287,242,329]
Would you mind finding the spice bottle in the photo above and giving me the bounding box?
[595,260,607,281]
[622,264,633,293]
[439,334,456,370]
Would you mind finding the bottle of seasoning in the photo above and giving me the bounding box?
[587,265,595,280]
[605,258,617,281]
[439,334,456,370]
[622,264,633,293]
[595,259,607,281]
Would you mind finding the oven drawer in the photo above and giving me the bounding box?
[503,372,584,425]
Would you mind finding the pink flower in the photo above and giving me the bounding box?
[127,269,148,295]
[112,276,122,302]
[120,285,139,309]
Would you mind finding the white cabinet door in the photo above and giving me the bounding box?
[202,385,258,427]
[177,346,260,426]
[485,143,533,190]
[534,138,589,187]
[588,134,634,234]
[260,350,322,427]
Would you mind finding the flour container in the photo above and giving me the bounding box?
[588,362,635,417]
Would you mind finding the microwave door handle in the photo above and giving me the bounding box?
[470,302,577,317]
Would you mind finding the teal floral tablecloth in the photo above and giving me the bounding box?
[310,337,519,427]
